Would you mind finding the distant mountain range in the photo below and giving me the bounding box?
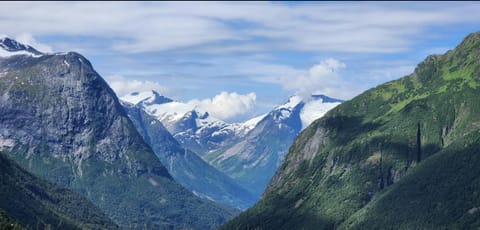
[121,90,343,198]
[121,99,256,210]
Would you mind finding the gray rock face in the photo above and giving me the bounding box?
[1,54,141,165]
[266,126,328,194]
[0,48,237,228]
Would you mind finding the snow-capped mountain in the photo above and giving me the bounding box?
[121,90,255,155]
[0,37,43,57]
[272,94,343,130]
[205,94,343,196]
[121,100,256,210]
[121,90,343,198]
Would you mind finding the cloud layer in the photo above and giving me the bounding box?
[236,58,357,99]
[1,2,480,54]
[2,2,477,115]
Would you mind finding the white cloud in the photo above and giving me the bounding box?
[0,2,479,54]
[106,75,169,97]
[116,80,257,121]
[287,59,346,98]
[188,92,257,121]
[235,58,357,99]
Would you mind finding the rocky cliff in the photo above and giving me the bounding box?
[0,40,237,229]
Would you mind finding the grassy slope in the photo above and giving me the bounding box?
[342,131,480,229]
[222,32,480,229]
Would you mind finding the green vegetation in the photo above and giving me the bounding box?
[342,132,480,229]
[0,152,118,229]
[222,31,480,229]
[0,210,23,230]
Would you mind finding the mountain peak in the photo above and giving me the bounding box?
[276,95,303,110]
[147,90,173,105]
[0,37,43,57]
[459,31,480,47]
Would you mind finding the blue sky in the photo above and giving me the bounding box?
[1,1,480,122]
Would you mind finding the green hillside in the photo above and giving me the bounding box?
[222,31,480,229]
[0,152,117,229]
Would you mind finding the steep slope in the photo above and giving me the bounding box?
[206,95,342,196]
[0,210,23,230]
[0,38,237,229]
[0,152,118,229]
[122,101,256,210]
[342,133,480,229]
[223,31,480,229]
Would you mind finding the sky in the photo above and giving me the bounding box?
[1,1,479,122]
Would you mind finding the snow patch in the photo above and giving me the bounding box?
[147,102,196,122]
[300,100,341,130]
[277,95,303,110]
[243,113,267,131]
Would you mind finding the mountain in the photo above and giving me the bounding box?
[122,91,342,198]
[205,95,343,196]
[121,91,250,155]
[222,32,480,229]
[0,37,237,229]
[122,98,256,210]
[0,152,118,229]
